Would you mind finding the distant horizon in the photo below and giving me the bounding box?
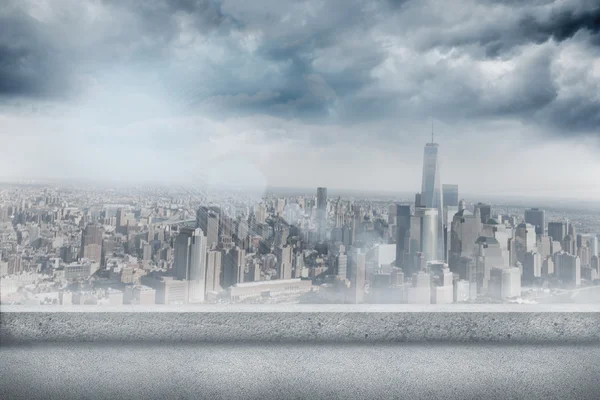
[1,176,599,210]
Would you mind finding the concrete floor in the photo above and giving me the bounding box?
[2,343,599,399]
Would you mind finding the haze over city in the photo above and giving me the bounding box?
[1,0,599,200]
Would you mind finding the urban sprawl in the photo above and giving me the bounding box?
[1,141,600,306]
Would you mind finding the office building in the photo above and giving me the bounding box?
[336,252,348,280]
[125,285,156,305]
[80,224,103,263]
[442,184,459,207]
[228,279,313,303]
[515,223,537,253]
[580,234,598,257]
[174,227,208,303]
[591,255,599,277]
[488,267,521,300]
[415,207,438,264]
[205,249,222,294]
[542,257,555,276]
[420,141,444,259]
[524,208,546,236]
[428,261,454,304]
[222,246,246,288]
[349,250,366,304]
[407,271,431,304]
[523,251,542,284]
[196,206,220,248]
[276,245,293,280]
[474,203,491,225]
[395,204,412,272]
[554,252,581,287]
[454,279,471,302]
[548,222,568,243]
[141,276,188,305]
[64,262,97,280]
[449,208,482,268]
[316,187,328,241]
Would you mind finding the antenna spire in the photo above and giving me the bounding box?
[431,120,434,144]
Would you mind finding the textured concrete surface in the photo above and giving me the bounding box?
[2,308,599,343]
[4,304,600,312]
[2,343,599,399]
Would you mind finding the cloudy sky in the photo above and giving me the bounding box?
[1,0,599,199]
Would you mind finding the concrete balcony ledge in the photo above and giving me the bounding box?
[2,305,599,344]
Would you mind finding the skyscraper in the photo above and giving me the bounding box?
[442,184,459,262]
[548,221,568,243]
[415,207,438,264]
[395,204,412,272]
[196,206,221,248]
[205,249,222,294]
[221,246,246,288]
[316,187,328,240]
[420,142,444,259]
[349,250,366,304]
[524,208,546,236]
[474,203,491,224]
[80,223,102,263]
[276,245,293,280]
[174,227,208,303]
[442,184,459,207]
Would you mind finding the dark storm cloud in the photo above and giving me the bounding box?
[0,0,598,136]
[106,0,241,35]
[0,10,70,98]
[520,5,600,43]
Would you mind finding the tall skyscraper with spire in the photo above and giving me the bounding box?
[420,126,445,260]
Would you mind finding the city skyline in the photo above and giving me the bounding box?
[1,1,599,199]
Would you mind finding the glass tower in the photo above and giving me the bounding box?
[421,142,444,260]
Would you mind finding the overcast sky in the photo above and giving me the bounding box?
[1,0,599,199]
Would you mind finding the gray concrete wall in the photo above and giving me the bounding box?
[2,305,599,344]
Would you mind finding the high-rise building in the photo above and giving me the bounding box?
[449,209,482,262]
[523,251,542,284]
[196,206,221,248]
[524,208,546,236]
[548,221,568,243]
[395,204,412,272]
[205,249,222,294]
[336,252,348,280]
[174,227,208,303]
[276,245,293,280]
[488,267,521,300]
[442,184,459,207]
[414,207,438,264]
[142,242,152,261]
[415,193,423,208]
[80,224,103,263]
[420,142,444,259]
[207,212,219,248]
[221,246,245,288]
[349,250,366,304]
[428,261,454,304]
[580,234,598,257]
[253,203,267,224]
[515,223,537,253]
[474,203,491,225]
[116,208,126,233]
[591,255,599,277]
[554,252,581,287]
[316,187,328,241]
